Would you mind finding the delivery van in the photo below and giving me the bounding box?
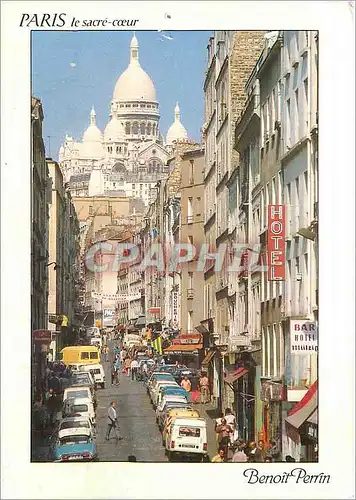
[165,417,208,462]
[59,346,101,366]
[78,363,105,389]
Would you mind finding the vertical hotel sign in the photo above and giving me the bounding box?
[267,205,286,281]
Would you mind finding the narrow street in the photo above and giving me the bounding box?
[95,347,167,462]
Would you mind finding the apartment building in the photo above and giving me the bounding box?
[47,160,80,357]
[179,147,205,334]
[31,97,50,397]
[280,30,318,461]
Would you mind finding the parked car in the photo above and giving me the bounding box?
[156,385,190,408]
[53,427,97,462]
[150,381,180,406]
[165,417,208,462]
[78,363,105,389]
[58,416,95,438]
[155,396,190,427]
[62,396,96,426]
[146,372,175,394]
[62,386,93,404]
[161,408,200,445]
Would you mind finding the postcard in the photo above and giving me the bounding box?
[1,1,355,499]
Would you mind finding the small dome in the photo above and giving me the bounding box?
[166,102,188,145]
[104,114,125,142]
[113,34,157,102]
[83,106,102,143]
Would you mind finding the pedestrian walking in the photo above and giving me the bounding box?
[142,361,148,383]
[199,372,210,404]
[254,439,266,462]
[216,418,233,460]
[190,374,200,404]
[180,375,191,392]
[130,358,139,380]
[105,401,122,441]
[111,368,116,386]
[124,357,131,377]
[224,408,237,444]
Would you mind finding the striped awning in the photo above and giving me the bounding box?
[285,381,318,430]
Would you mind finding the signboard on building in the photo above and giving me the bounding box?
[290,320,318,355]
[173,333,202,345]
[267,204,286,281]
[32,330,51,342]
[103,308,116,327]
[172,291,179,329]
[149,307,161,315]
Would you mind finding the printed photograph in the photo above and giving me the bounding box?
[31,29,318,464]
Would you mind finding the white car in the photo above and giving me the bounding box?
[165,417,208,462]
[62,386,93,404]
[58,416,95,438]
[78,364,105,389]
[155,396,189,421]
[62,397,96,426]
[149,381,179,406]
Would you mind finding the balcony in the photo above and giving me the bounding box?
[186,215,193,224]
[187,289,194,299]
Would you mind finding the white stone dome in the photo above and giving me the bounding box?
[83,107,102,143]
[104,114,125,142]
[113,34,157,102]
[166,103,188,145]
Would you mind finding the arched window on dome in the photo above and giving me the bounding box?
[140,123,145,135]
[147,123,152,135]
[116,146,119,154]
[152,123,156,136]
[132,122,139,135]
[125,122,131,135]
[119,146,122,154]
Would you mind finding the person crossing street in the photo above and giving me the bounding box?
[105,401,123,441]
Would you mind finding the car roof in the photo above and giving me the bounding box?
[58,427,91,437]
[65,386,91,392]
[61,416,91,423]
[172,417,206,426]
[65,397,91,404]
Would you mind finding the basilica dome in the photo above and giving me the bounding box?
[104,113,125,142]
[82,107,104,158]
[166,103,188,145]
[113,34,157,102]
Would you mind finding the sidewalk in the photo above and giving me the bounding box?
[193,402,220,459]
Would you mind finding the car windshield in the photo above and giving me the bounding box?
[59,435,90,445]
[72,404,89,413]
[71,375,91,386]
[66,390,89,399]
[60,420,89,430]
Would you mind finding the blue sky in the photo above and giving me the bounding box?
[31,30,212,159]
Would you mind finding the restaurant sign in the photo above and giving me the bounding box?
[290,320,318,355]
[173,333,202,345]
[32,329,51,342]
[267,204,286,281]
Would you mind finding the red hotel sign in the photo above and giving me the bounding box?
[267,205,286,281]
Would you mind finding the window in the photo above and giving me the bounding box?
[187,197,193,220]
[295,89,299,141]
[188,310,193,332]
[266,325,271,377]
[272,324,278,377]
[188,235,194,245]
[272,177,277,205]
[90,352,98,359]
[271,89,276,132]
[80,352,89,359]
[89,205,93,215]
[188,272,193,289]
[286,99,291,147]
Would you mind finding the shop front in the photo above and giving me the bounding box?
[32,329,51,400]
[284,380,318,462]
[260,380,284,447]
[163,333,203,368]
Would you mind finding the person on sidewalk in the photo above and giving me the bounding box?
[124,357,131,377]
[255,439,266,462]
[211,448,226,463]
[224,408,237,444]
[232,443,248,462]
[180,375,191,392]
[190,374,200,404]
[105,401,122,441]
[199,372,210,404]
[130,358,139,380]
[216,418,233,459]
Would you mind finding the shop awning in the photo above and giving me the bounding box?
[285,380,318,430]
[307,409,318,425]
[224,367,248,384]
[164,344,203,354]
[202,349,216,366]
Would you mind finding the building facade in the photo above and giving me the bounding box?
[31,97,50,397]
